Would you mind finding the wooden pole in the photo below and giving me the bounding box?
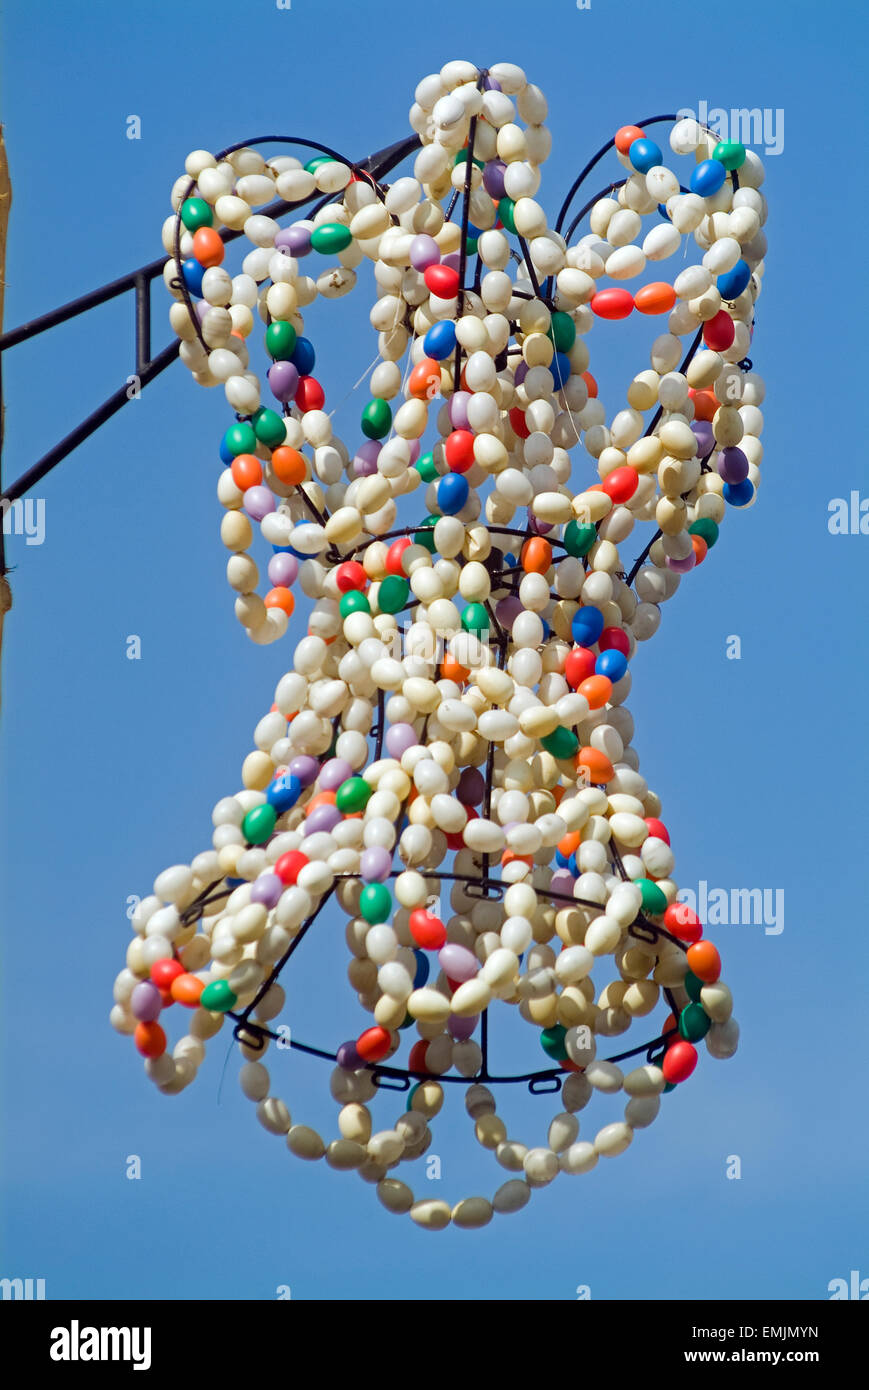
[0,124,11,713]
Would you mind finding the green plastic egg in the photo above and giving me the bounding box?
[200,980,238,1013]
[684,970,705,1003]
[679,1002,711,1041]
[266,321,297,361]
[541,727,579,759]
[713,141,746,171]
[360,882,392,924]
[378,576,410,615]
[498,197,517,234]
[540,1024,568,1061]
[414,517,438,552]
[335,776,371,814]
[304,156,335,174]
[180,197,213,232]
[340,590,370,618]
[310,222,352,255]
[461,602,490,637]
[634,878,668,916]
[225,422,257,457]
[242,804,277,845]
[361,398,392,440]
[563,520,597,556]
[253,408,286,448]
[415,452,439,483]
[549,311,577,353]
[688,517,719,548]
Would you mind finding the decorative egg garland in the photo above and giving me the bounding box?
[112,58,765,1230]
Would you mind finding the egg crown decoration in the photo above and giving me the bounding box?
[112,59,766,1231]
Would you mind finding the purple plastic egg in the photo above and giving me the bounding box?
[438,943,479,981]
[448,1013,478,1041]
[306,804,342,834]
[385,722,418,757]
[289,755,318,787]
[691,420,714,457]
[549,869,576,897]
[666,552,696,573]
[268,360,300,404]
[495,595,523,626]
[442,252,461,272]
[130,981,162,1022]
[336,1040,363,1070]
[276,223,312,256]
[407,437,421,465]
[243,486,276,521]
[449,391,471,429]
[360,846,392,883]
[410,234,440,271]
[456,766,485,805]
[250,872,283,909]
[513,360,529,387]
[319,758,353,791]
[268,552,299,587]
[717,446,749,484]
[352,439,381,477]
[483,159,507,199]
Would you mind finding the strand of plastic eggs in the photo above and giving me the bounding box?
[112,58,761,1228]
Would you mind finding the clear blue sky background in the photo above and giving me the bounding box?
[1,0,867,1301]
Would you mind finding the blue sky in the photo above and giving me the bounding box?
[1,0,867,1300]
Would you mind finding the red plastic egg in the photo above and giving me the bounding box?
[424,263,461,298]
[591,289,634,320]
[601,466,639,504]
[336,561,367,593]
[386,537,412,575]
[702,310,736,351]
[408,1040,431,1074]
[295,376,325,411]
[444,429,476,473]
[150,958,185,990]
[356,1026,392,1063]
[275,850,309,885]
[615,125,645,154]
[662,1040,698,1084]
[598,627,630,656]
[663,902,703,943]
[643,817,670,845]
[565,647,597,687]
[409,909,447,950]
[508,406,530,438]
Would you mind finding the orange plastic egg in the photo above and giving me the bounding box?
[170,973,205,1007]
[265,587,295,615]
[305,790,337,816]
[582,371,598,399]
[230,453,262,490]
[408,357,441,401]
[686,940,722,983]
[558,830,581,858]
[441,654,470,683]
[192,227,225,268]
[270,445,307,486]
[576,746,615,783]
[134,1021,166,1058]
[634,282,677,315]
[615,125,645,154]
[578,674,613,710]
[691,535,708,565]
[689,389,718,421]
[521,537,552,574]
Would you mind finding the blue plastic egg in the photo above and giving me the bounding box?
[267,773,302,814]
[723,479,755,507]
[290,336,316,375]
[412,950,430,989]
[438,472,469,515]
[552,351,571,387]
[572,605,605,645]
[628,139,663,174]
[595,649,628,682]
[717,260,751,300]
[181,258,205,297]
[424,320,458,361]
[690,160,727,197]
